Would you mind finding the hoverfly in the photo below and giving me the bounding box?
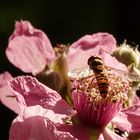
[87,56,109,98]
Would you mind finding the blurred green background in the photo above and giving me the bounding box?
[0,0,140,139]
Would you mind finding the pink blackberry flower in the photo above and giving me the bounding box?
[1,20,140,139]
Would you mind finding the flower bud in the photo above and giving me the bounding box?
[112,42,140,106]
[128,64,140,89]
[112,41,140,68]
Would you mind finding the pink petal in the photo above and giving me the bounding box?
[132,95,140,105]
[112,112,131,132]
[112,104,140,133]
[102,128,128,140]
[6,20,55,75]
[98,134,104,140]
[67,32,116,71]
[9,76,74,116]
[9,106,77,140]
[100,51,128,72]
[15,105,72,124]
[0,72,20,114]
[0,71,12,87]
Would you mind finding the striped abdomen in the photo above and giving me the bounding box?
[88,56,109,98]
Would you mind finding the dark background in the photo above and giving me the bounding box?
[0,0,140,139]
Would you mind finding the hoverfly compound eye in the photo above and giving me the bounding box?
[87,56,94,66]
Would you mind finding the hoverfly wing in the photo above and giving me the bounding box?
[68,66,93,80]
[106,66,140,82]
[127,73,140,82]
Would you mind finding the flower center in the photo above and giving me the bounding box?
[68,67,131,128]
